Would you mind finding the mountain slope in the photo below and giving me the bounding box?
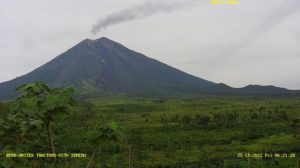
[0,37,215,100]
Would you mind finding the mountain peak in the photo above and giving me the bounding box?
[96,37,117,48]
[82,36,111,41]
[80,37,122,50]
[84,37,116,43]
[97,36,112,41]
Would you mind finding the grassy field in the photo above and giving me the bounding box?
[1,97,300,167]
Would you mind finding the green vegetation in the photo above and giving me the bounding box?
[0,84,300,167]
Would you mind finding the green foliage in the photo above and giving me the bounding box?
[0,82,75,167]
[15,81,75,120]
[87,121,123,145]
[1,96,300,167]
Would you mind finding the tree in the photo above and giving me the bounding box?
[86,122,123,168]
[14,81,75,167]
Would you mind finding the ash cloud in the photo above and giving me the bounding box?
[91,0,197,34]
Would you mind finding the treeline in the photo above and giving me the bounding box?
[159,106,290,128]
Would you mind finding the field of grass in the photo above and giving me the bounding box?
[1,97,300,167]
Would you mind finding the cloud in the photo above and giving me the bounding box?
[90,0,198,34]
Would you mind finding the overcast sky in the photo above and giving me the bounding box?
[0,0,299,89]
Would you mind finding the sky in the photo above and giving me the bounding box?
[0,0,299,89]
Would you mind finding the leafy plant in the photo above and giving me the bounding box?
[13,81,75,167]
[86,121,123,168]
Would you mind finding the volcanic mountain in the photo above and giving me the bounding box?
[0,37,218,99]
[0,37,298,100]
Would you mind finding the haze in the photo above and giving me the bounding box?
[0,0,299,89]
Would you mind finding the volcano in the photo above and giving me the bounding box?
[1,37,298,100]
[0,37,218,99]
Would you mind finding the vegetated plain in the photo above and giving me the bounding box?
[1,38,299,167]
[1,96,300,167]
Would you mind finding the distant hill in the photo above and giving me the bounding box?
[202,83,297,96]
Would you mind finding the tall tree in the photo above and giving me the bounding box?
[15,81,75,167]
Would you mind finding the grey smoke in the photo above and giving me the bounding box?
[91,0,198,34]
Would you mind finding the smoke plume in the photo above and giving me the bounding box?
[91,0,197,34]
